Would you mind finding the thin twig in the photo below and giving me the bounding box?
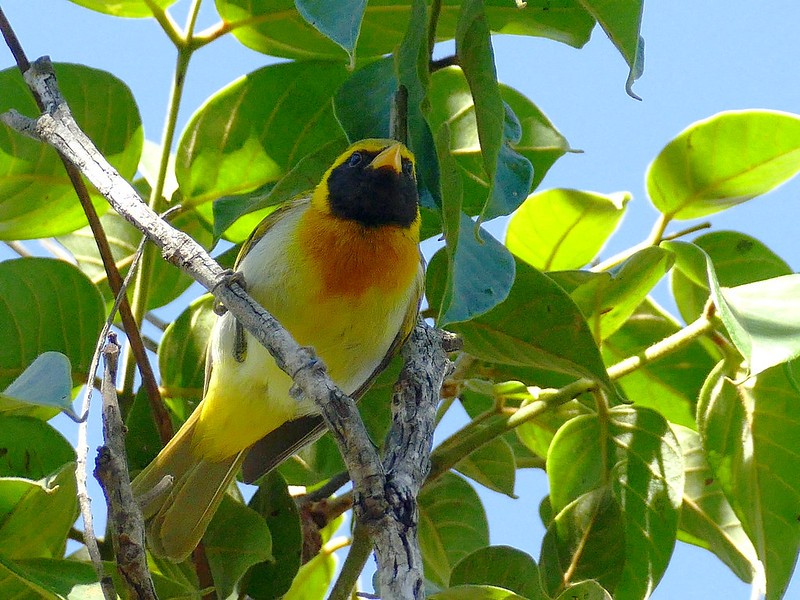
[297,471,351,503]
[329,522,373,600]
[661,221,712,242]
[95,334,158,600]
[4,240,30,257]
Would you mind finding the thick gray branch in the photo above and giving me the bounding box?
[94,335,157,600]
[2,56,455,600]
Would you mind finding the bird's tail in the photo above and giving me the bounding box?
[131,405,246,562]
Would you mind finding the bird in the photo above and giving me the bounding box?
[131,139,424,561]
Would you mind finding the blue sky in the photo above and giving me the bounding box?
[2,1,799,598]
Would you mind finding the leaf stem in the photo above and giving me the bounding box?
[427,0,443,60]
[591,213,673,272]
[143,0,183,47]
[190,21,232,50]
[427,308,717,482]
[122,29,196,393]
[328,523,372,600]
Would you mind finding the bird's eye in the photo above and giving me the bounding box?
[402,158,414,177]
[348,152,363,167]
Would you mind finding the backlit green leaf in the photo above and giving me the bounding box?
[419,472,489,588]
[204,495,273,599]
[0,258,104,390]
[698,361,800,599]
[506,189,629,271]
[647,110,800,220]
[428,68,570,219]
[242,471,302,599]
[544,407,684,598]
[217,0,596,61]
[454,436,516,498]
[282,546,337,600]
[0,63,142,239]
[672,424,760,584]
[159,296,215,405]
[176,61,349,206]
[431,585,528,600]
[550,246,673,341]
[667,240,800,375]
[0,416,75,480]
[0,462,78,559]
[555,580,613,600]
[58,206,212,310]
[450,546,546,599]
[670,230,791,325]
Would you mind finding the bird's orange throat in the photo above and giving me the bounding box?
[297,205,420,299]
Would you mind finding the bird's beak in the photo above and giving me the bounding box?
[369,143,403,173]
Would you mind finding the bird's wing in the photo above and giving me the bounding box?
[241,256,426,484]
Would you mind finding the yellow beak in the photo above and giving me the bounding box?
[369,143,403,173]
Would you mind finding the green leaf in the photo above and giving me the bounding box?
[454,436,516,498]
[539,486,625,596]
[428,68,570,220]
[430,219,516,327]
[698,361,800,599]
[431,125,515,326]
[0,555,96,600]
[601,299,718,429]
[0,462,78,559]
[125,387,164,474]
[0,258,104,390]
[159,296,215,406]
[419,472,489,588]
[515,399,591,458]
[554,580,613,600]
[334,58,396,142]
[138,139,179,202]
[242,471,303,600]
[671,424,760,584]
[577,0,644,96]
[58,207,212,310]
[66,0,177,17]
[0,416,75,480]
[456,0,504,189]
[450,546,546,599]
[506,189,629,271]
[550,246,673,341]
[0,352,77,421]
[176,61,349,206]
[217,0,596,61]
[670,230,792,325]
[203,495,273,599]
[0,63,142,239]
[295,0,367,62]
[397,0,441,212]
[647,110,800,220]
[429,255,611,387]
[430,584,528,600]
[544,407,684,598]
[282,546,336,600]
[212,139,349,241]
[667,240,800,375]
[453,15,536,222]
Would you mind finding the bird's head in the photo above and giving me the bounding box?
[312,139,420,230]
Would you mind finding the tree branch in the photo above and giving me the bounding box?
[3,56,453,600]
[95,334,158,600]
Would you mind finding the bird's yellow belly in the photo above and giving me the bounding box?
[194,270,415,462]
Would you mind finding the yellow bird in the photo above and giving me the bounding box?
[132,139,424,561]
